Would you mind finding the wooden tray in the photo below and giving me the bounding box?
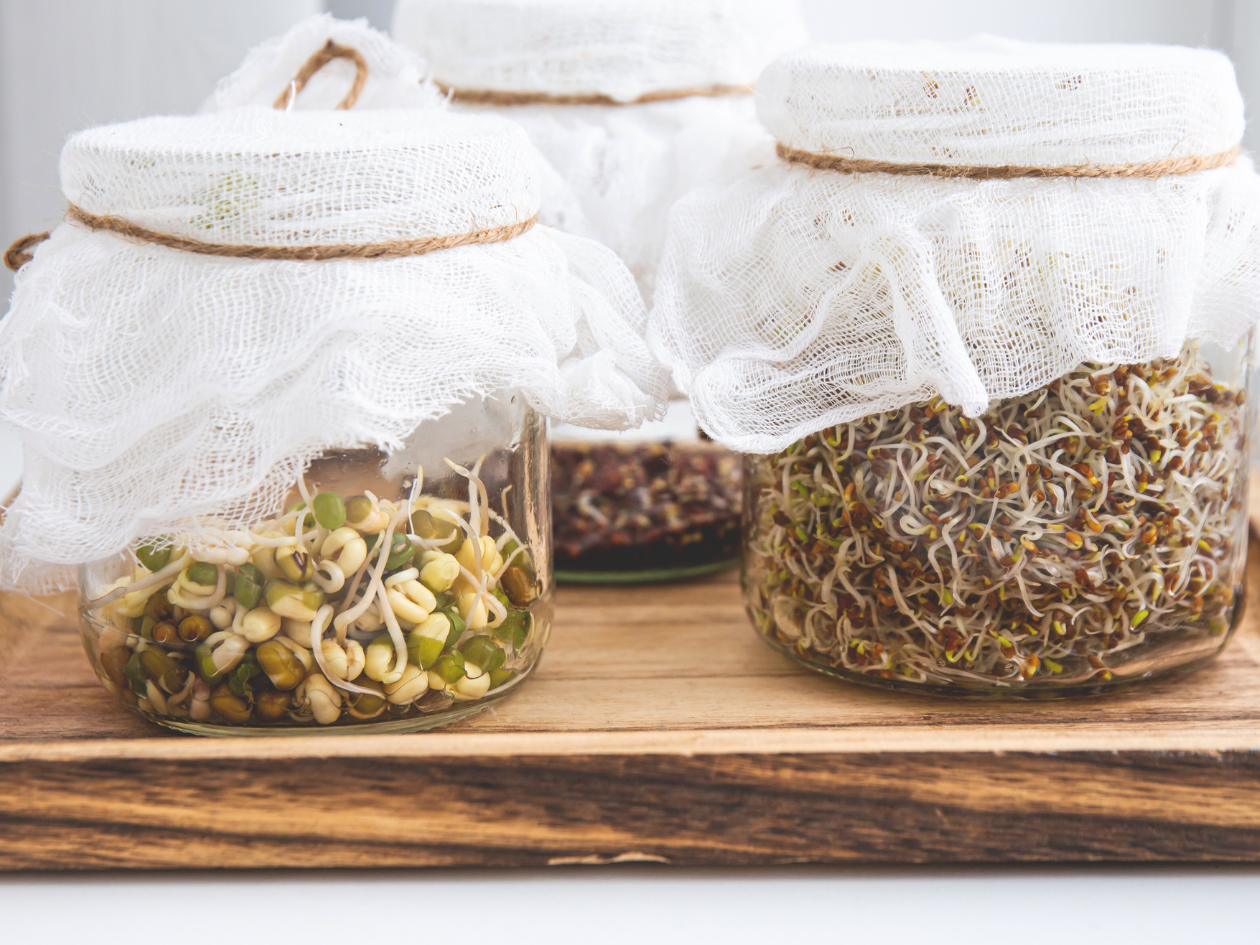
[2,541,1260,870]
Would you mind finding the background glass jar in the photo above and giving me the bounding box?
[550,399,742,584]
[743,338,1254,697]
[79,393,551,735]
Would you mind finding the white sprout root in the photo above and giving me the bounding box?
[87,551,193,610]
[746,342,1248,691]
[309,604,380,698]
[333,506,407,634]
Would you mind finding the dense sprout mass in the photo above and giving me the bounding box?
[82,459,541,730]
[551,441,741,574]
[744,343,1249,693]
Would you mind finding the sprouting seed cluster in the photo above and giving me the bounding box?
[744,344,1248,692]
[85,459,540,728]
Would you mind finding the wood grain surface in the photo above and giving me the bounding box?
[2,539,1260,869]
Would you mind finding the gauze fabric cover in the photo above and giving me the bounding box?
[0,108,668,592]
[649,38,1260,453]
[392,0,808,304]
[204,13,444,111]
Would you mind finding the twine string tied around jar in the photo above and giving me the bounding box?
[774,142,1243,180]
[435,81,753,107]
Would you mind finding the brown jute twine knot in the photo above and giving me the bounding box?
[436,80,752,107]
[274,39,368,111]
[5,40,537,271]
[776,142,1242,181]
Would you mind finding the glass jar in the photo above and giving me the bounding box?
[78,394,551,734]
[551,398,742,584]
[743,339,1253,697]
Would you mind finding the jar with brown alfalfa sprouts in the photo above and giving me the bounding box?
[0,22,666,733]
[393,0,806,583]
[650,39,1260,696]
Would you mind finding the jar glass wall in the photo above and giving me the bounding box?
[551,399,742,584]
[79,394,551,735]
[742,339,1253,697]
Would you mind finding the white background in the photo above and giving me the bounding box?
[8,867,1260,944]
[2,1,1259,940]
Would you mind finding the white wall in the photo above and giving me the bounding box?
[326,0,395,28]
[803,0,1220,44]
[1227,1,1260,151]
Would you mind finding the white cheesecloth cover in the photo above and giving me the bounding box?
[650,39,1260,453]
[0,106,668,592]
[392,0,808,304]
[204,13,444,111]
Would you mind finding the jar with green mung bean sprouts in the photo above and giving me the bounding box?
[649,39,1260,696]
[80,398,554,733]
[0,30,666,734]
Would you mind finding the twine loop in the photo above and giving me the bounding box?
[273,39,368,111]
[3,232,50,272]
[5,41,536,271]
[776,142,1242,181]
